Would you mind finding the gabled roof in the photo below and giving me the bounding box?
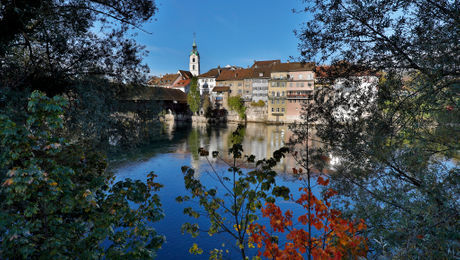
[173,79,191,87]
[178,70,193,79]
[271,62,316,72]
[149,73,180,86]
[147,76,161,85]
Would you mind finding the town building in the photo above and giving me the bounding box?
[210,86,230,110]
[215,68,254,97]
[267,62,315,122]
[285,63,315,122]
[250,60,280,103]
[198,68,221,95]
[147,73,179,88]
[172,70,193,93]
[315,65,379,122]
[147,70,193,93]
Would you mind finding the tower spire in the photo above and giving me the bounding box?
[192,32,197,48]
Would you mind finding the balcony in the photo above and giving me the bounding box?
[286,94,312,99]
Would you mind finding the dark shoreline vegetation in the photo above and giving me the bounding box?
[1,0,458,259]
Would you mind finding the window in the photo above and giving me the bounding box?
[193,58,195,62]
[299,74,303,79]
[301,83,304,87]
[282,91,285,96]
[238,83,242,86]
[272,108,274,112]
[276,100,279,104]
[282,100,285,104]
[271,100,274,104]
[277,92,279,97]
[290,83,293,87]
[282,108,285,112]
[193,65,195,70]
[272,91,275,96]
[308,83,312,87]
[277,108,279,112]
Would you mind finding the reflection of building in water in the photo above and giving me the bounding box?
[170,123,324,176]
[162,120,175,140]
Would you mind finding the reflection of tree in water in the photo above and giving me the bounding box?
[228,125,246,146]
[188,129,200,161]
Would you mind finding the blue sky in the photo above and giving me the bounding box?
[133,0,309,76]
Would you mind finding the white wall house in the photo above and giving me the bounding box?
[330,76,379,122]
[198,77,216,95]
[252,78,269,102]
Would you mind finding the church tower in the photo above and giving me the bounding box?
[189,35,200,76]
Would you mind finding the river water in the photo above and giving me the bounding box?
[112,122,323,259]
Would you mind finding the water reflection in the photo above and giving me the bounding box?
[161,121,322,176]
[113,121,324,259]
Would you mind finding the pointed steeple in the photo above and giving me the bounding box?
[190,32,199,56]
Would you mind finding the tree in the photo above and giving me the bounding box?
[176,126,290,259]
[0,0,157,94]
[187,77,200,115]
[249,175,368,259]
[202,94,212,117]
[250,100,266,107]
[296,0,459,257]
[0,0,160,151]
[0,91,165,258]
[228,96,247,120]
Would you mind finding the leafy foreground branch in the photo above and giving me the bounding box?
[249,174,367,259]
[0,91,165,259]
[177,126,367,259]
[177,126,290,259]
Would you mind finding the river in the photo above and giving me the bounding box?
[112,122,323,259]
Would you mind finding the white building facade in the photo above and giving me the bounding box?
[251,78,269,102]
[198,77,216,95]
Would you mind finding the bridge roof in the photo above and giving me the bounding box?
[120,87,187,103]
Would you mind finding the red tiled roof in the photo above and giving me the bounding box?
[173,79,191,87]
[216,68,255,81]
[271,62,316,72]
[198,68,221,78]
[149,73,180,86]
[251,60,280,69]
[212,86,230,92]
[178,70,193,79]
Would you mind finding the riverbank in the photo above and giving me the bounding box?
[161,107,303,125]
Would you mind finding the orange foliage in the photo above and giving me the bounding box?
[249,173,368,259]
